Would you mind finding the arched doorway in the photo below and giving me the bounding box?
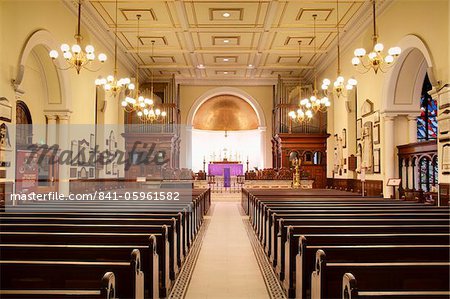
[15,100,32,147]
[190,94,264,172]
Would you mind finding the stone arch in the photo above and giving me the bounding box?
[382,35,436,113]
[187,87,266,128]
[13,29,71,110]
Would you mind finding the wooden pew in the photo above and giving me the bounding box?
[0,189,210,298]
[0,271,116,299]
[7,203,199,245]
[311,250,450,299]
[1,211,191,257]
[287,233,450,299]
[0,221,179,282]
[342,272,450,299]
[265,210,450,258]
[0,215,184,272]
[256,203,443,238]
[0,245,157,299]
[275,218,450,276]
[254,202,432,237]
[0,231,168,298]
[1,250,145,299]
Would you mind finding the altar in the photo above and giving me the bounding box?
[208,161,243,176]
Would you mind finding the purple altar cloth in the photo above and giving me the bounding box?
[208,163,243,176]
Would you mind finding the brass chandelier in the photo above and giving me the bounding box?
[288,41,313,123]
[322,0,357,98]
[136,42,167,123]
[95,0,131,94]
[120,14,145,113]
[308,14,330,113]
[49,0,107,74]
[352,0,401,74]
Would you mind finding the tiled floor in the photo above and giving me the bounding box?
[185,196,269,299]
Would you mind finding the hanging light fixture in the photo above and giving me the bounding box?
[309,14,331,113]
[352,0,401,74]
[49,0,107,74]
[136,41,167,123]
[322,0,357,98]
[120,14,145,113]
[289,41,314,123]
[95,0,131,94]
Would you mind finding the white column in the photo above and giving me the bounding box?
[383,115,396,199]
[46,115,57,146]
[58,115,70,196]
[407,115,418,144]
[401,160,407,189]
[258,126,267,169]
[407,159,414,190]
[436,85,450,206]
[185,126,193,170]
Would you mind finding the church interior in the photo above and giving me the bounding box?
[0,0,449,298]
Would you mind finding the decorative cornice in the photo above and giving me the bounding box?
[176,78,277,86]
[308,0,394,83]
[61,0,136,76]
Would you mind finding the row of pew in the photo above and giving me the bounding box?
[0,188,211,299]
[243,188,450,299]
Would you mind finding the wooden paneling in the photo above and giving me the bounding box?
[0,181,13,209]
[439,183,449,206]
[272,133,329,188]
[122,133,178,180]
[327,178,383,197]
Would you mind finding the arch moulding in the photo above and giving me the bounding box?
[12,29,71,110]
[381,34,436,114]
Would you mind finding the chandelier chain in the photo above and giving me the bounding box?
[114,0,118,74]
[336,0,341,75]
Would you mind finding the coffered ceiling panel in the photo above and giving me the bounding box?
[274,1,364,28]
[90,1,179,28]
[185,1,269,28]
[85,0,370,82]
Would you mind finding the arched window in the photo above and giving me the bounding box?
[16,100,32,146]
[417,74,438,141]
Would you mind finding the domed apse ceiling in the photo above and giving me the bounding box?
[193,95,259,131]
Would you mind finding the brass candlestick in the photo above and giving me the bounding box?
[292,157,301,189]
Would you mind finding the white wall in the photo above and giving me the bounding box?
[191,129,262,172]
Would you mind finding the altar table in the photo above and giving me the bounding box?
[208,163,243,176]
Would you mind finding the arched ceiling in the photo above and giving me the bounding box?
[193,95,259,131]
[83,0,371,81]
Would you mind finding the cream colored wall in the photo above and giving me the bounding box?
[179,85,274,169]
[0,0,130,186]
[0,0,128,125]
[322,0,449,196]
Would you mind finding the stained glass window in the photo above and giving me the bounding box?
[419,157,438,192]
[417,74,438,141]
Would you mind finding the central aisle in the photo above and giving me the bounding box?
[185,201,269,299]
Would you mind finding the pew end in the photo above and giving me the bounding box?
[311,249,326,299]
[101,272,117,299]
[342,273,357,299]
[342,272,450,299]
[130,249,145,299]
[294,235,307,299]
[149,234,160,299]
